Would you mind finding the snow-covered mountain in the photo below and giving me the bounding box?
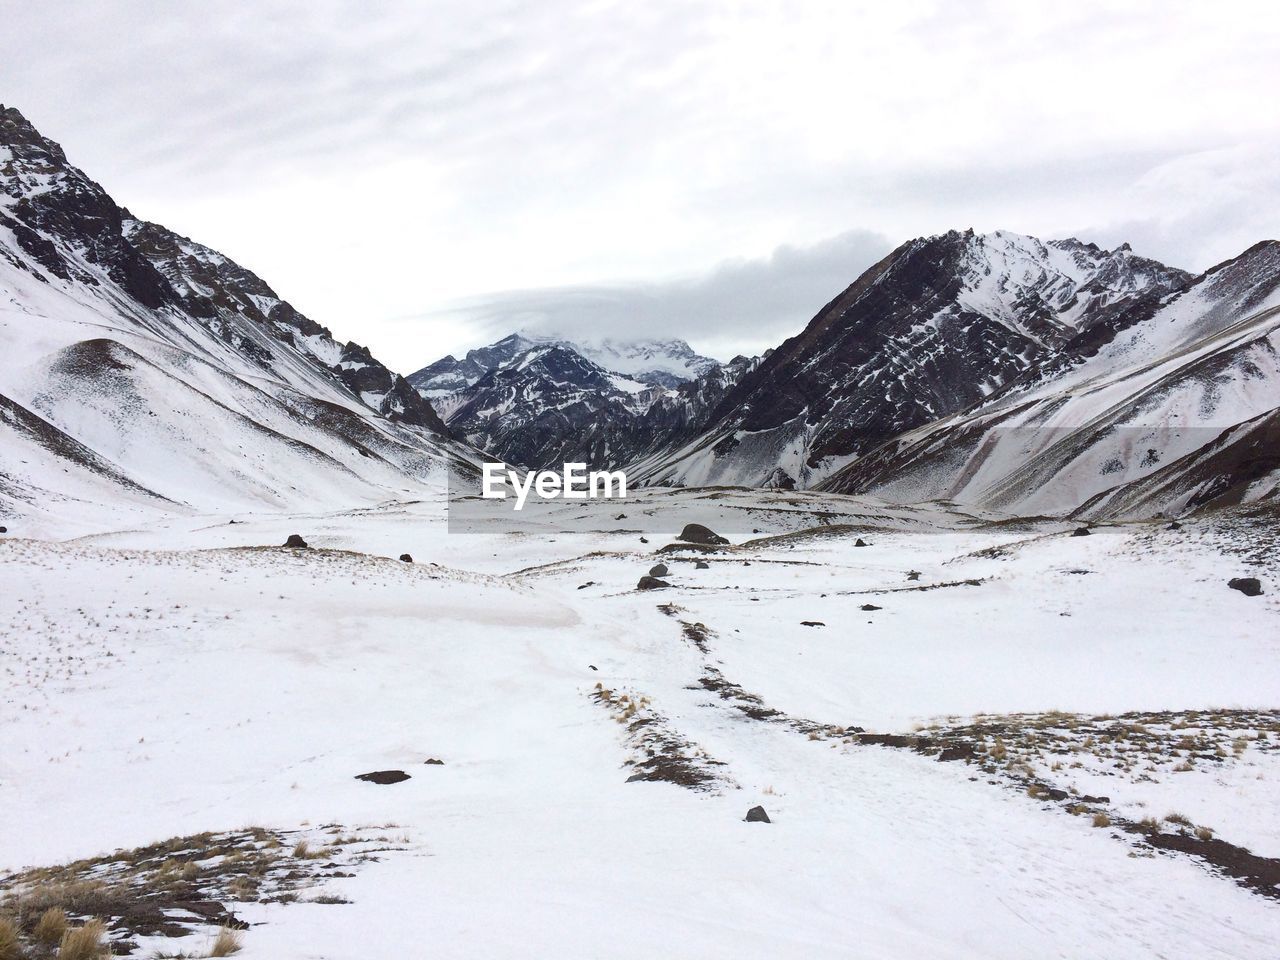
[820,240,1280,518]
[437,340,758,471]
[572,336,720,387]
[0,105,479,534]
[409,333,718,396]
[629,230,1193,490]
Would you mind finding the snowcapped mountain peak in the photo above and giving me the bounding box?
[630,230,1191,490]
[408,332,718,396]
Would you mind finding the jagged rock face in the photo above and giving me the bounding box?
[0,105,444,436]
[410,333,543,397]
[1,107,176,308]
[635,230,1191,488]
[439,343,757,471]
[409,333,719,396]
[443,345,654,469]
[0,105,480,527]
[820,240,1280,519]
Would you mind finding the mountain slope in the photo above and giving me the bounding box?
[0,105,478,533]
[630,230,1191,489]
[820,240,1280,518]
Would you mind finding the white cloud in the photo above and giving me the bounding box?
[3,0,1279,366]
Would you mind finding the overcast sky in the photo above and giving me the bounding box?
[4,0,1279,364]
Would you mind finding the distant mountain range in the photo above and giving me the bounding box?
[408,334,757,471]
[409,333,719,396]
[2,104,1277,525]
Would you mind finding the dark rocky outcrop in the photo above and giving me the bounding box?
[678,523,729,545]
[637,576,670,590]
[354,770,411,784]
[744,805,771,823]
[283,534,309,548]
[1228,577,1263,597]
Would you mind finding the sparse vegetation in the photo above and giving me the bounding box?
[210,925,243,957]
[33,906,67,946]
[1092,812,1111,828]
[0,917,22,960]
[58,919,107,960]
[0,827,403,957]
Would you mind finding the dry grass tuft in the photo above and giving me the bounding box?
[210,925,243,957]
[58,918,107,960]
[1091,812,1111,828]
[33,905,68,946]
[0,917,22,960]
[291,840,311,859]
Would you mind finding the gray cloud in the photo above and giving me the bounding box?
[404,229,894,362]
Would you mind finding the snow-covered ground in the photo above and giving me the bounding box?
[1,488,1278,958]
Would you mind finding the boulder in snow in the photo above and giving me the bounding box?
[677,523,729,545]
[744,805,771,823]
[283,534,309,548]
[1228,577,1263,597]
[637,575,671,591]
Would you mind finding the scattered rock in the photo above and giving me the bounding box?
[399,553,413,562]
[1071,527,1091,537]
[283,534,309,548]
[801,620,825,627]
[936,743,976,763]
[639,537,649,544]
[637,576,671,590]
[695,560,710,569]
[906,570,921,581]
[423,758,445,766]
[616,513,627,519]
[0,526,7,534]
[577,581,596,590]
[354,770,410,784]
[1168,520,1182,530]
[649,563,670,577]
[677,523,729,545]
[588,664,598,671]
[854,538,868,547]
[1228,577,1263,597]
[744,805,771,823]
[752,528,762,534]
[860,603,882,611]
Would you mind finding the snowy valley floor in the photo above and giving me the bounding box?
[1,489,1278,958]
